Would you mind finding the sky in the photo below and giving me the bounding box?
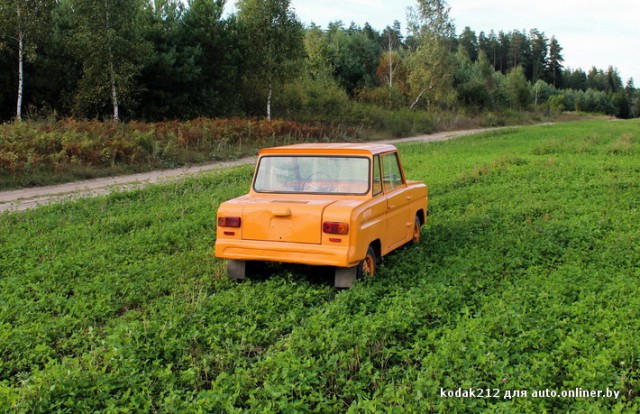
[283,0,639,84]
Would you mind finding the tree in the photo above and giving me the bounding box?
[531,79,555,106]
[380,20,403,51]
[376,20,402,89]
[377,50,406,91]
[304,23,331,80]
[586,67,606,92]
[507,30,530,73]
[505,66,530,109]
[631,87,640,118]
[625,77,635,96]
[137,0,190,119]
[458,26,478,61]
[547,94,565,112]
[0,0,52,121]
[610,90,630,119]
[177,0,245,118]
[605,66,623,94]
[30,0,83,118]
[478,30,500,71]
[497,31,510,72]
[528,29,547,83]
[237,0,305,120]
[454,46,491,109]
[378,21,404,90]
[546,36,563,87]
[625,78,637,118]
[323,22,380,95]
[565,67,586,91]
[406,0,457,109]
[71,0,150,120]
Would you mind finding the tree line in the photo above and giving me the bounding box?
[0,0,638,123]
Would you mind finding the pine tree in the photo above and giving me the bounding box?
[458,26,478,62]
[546,36,564,88]
[529,29,548,83]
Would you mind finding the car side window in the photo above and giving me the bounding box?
[381,152,404,192]
[372,155,383,196]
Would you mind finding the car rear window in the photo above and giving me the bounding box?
[253,156,370,194]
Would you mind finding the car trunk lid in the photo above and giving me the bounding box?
[242,198,336,244]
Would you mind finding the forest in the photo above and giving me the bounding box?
[0,0,638,123]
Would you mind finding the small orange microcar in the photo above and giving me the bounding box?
[215,143,428,287]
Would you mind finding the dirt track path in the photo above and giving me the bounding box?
[0,127,497,213]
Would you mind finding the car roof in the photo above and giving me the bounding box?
[258,143,397,156]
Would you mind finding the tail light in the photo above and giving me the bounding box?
[323,221,349,235]
[218,216,241,228]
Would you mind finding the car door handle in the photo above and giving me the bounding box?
[406,195,414,200]
[388,204,395,209]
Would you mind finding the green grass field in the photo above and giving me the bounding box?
[1,119,639,412]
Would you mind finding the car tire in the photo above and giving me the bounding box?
[357,246,377,278]
[411,215,422,244]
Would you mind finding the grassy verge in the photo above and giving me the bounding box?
[0,111,595,190]
[1,119,638,412]
[0,118,359,190]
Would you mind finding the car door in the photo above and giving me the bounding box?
[381,151,412,250]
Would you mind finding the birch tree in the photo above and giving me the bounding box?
[237,0,304,120]
[71,0,149,121]
[378,22,404,90]
[406,0,456,109]
[0,0,52,121]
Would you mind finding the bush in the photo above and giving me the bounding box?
[278,76,350,119]
[0,118,359,189]
[346,104,435,137]
[548,95,566,112]
[356,86,407,110]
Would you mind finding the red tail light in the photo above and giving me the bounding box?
[323,221,349,235]
[218,216,241,228]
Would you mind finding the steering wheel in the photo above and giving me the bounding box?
[304,172,332,180]
[302,172,333,192]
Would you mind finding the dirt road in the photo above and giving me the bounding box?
[0,127,497,213]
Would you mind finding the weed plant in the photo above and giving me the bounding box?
[0,111,589,190]
[0,118,358,189]
[1,119,638,412]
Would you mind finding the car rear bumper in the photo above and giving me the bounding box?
[215,239,355,267]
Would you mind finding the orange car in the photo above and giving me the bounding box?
[215,143,428,287]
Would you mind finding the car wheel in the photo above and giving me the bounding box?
[357,246,377,278]
[411,215,422,244]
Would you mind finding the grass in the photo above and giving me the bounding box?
[0,119,639,412]
[0,111,595,190]
[0,118,359,190]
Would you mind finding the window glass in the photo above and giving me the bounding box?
[372,155,382,196]
[253,156,370,194]
[381,152,404,191]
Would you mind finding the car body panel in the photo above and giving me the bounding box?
[215,143,428,274]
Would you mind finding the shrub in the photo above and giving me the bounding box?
[0,118,359,188]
